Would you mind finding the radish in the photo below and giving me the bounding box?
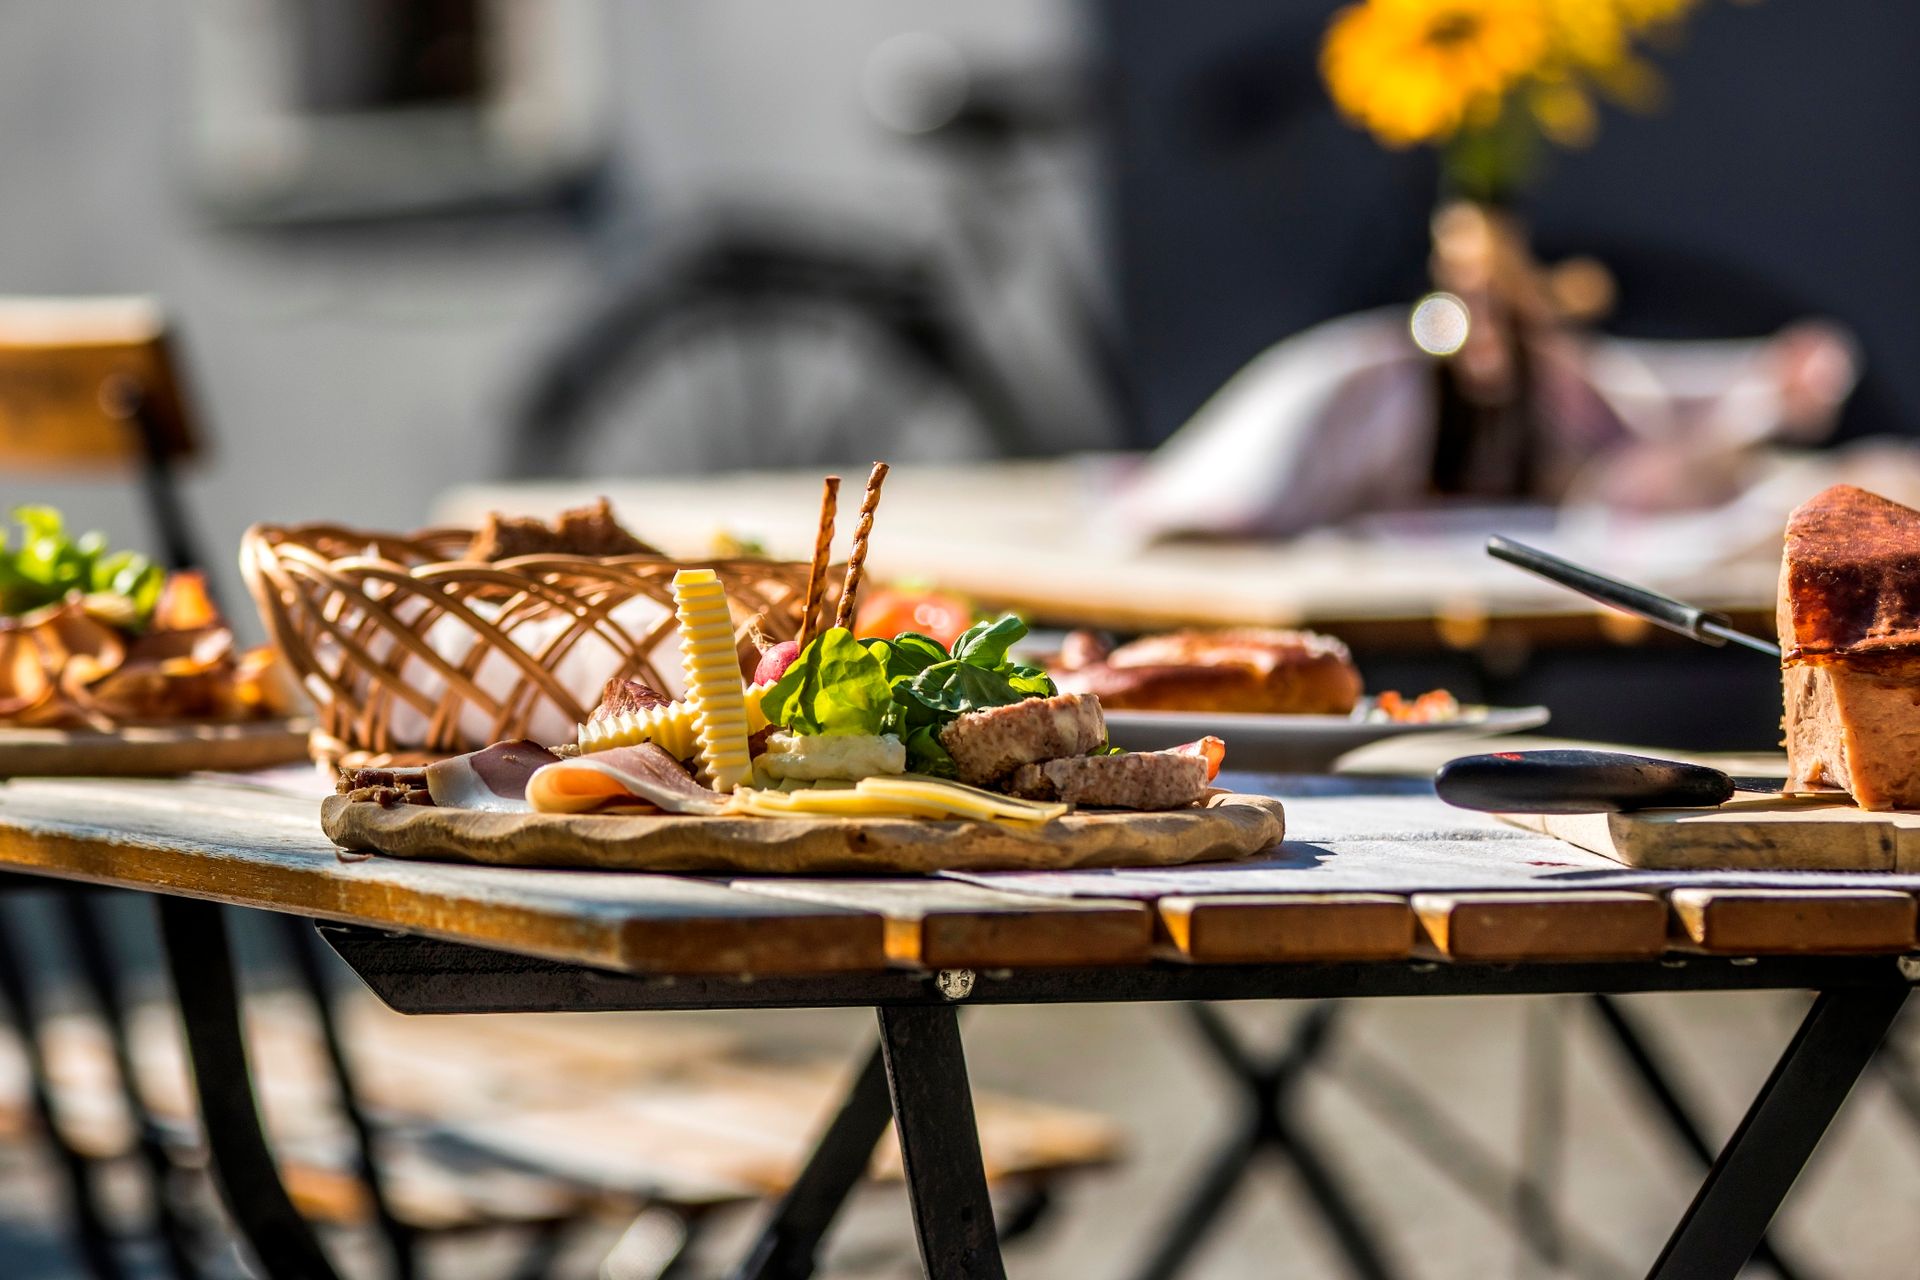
[754,639,801,685]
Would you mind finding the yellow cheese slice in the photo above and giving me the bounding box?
[734,776,1068,825]
[734,788,954,821]
[671,569,753,792]
[862,775,1068,821]
[577,682,771,758]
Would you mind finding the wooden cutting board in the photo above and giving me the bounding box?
[1502,793,1920,872]
[322,792,1286,875]
[0,720,313,778]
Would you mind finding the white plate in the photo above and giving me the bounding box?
[1103,705,1551,774]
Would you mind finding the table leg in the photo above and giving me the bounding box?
[156,899,343,1280]
[730,1043,893,1280]
[1589,994,1812,1280]
[1647,986,1908,1280]
[876,1004,1006,1280]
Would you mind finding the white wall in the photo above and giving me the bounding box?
[0,0,1083,625]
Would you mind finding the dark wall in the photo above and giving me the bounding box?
[1098,0,1920,446]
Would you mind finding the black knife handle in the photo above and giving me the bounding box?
[1434,749,1736,814]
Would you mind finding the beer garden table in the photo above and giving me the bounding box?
[0,764,1912,1280]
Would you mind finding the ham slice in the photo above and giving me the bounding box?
[1780,485,1920,809]
[525,744,731,815]
[423,740,560,812]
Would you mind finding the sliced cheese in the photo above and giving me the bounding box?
[578,682,771,758]
[671,569,753,792]
[734,787,955,821]
[734,775,1068,825]
[862,775,1068,822]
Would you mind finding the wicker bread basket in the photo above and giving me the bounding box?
[241,523,834,770]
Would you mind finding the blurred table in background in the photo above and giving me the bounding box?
[441,456,1787,749]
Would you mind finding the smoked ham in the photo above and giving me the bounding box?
[1780,485,1920,810]
[423,740,560,812]
[525,744,731,815]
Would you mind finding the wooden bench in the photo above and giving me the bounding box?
[0,990,1120,1265]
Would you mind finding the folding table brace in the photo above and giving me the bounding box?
[1590,993,1811,1280]
[1125,1003,1399,1280]
[1648,984,1908,1278]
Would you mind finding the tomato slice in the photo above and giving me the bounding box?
[854,589,972,649]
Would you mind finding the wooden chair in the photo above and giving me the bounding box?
[0,984,1123,1277]
[0,299,443,1278]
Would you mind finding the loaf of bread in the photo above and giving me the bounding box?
[1779,484,1920,810]
[1052,627,1362,715]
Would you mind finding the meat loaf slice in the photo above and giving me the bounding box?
[1007,751,1209,810]
[939,693,1105,785]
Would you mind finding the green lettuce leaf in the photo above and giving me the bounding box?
[871,632,948,684]
[903,723,957,777]
[902,660,1029,717]
[951,615,1027,668]
[763,615,1057,758]
[0,508,166,626]
[760,627,895,736]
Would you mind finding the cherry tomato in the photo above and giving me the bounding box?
[855,588,972,648]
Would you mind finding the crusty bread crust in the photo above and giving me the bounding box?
[1052,628,1361,715]
[1778,485,1920,809]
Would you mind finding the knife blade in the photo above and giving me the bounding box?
[1435,749,1789,814]
[1486,536,1781,657]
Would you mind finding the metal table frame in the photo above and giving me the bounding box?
[151,928,1890,1280]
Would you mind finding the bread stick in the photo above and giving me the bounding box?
[835,462,889,631]
[798,476,839,647]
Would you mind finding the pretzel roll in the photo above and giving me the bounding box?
[1051,628,1362,715]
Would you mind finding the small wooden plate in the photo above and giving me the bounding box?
[322,791,1286,874]
[0,720,314,778]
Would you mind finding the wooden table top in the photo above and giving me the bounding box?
[0,767,1913,978]
[438,459,1784,649]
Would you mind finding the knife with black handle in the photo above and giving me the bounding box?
[1434,749,1788,814]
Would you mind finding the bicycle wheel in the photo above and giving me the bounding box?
[512,265,1031,478]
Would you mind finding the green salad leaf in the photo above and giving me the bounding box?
[872,631,947,684]
[0,507,165,627]
[760,627,894,736]
[762,614,1058,775]
[951,615,1025,668]
[902,723,957,778]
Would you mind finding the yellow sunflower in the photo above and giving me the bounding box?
[1321,0,1552,147]
[1615,0,1698,27]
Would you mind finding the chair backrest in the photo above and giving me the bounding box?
[0,296,197,472]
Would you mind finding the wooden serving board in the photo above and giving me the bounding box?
[322,792,1286,875]
[1502,793,1920,872]
[0,720,313,778]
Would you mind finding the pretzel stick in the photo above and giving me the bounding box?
[797,476,839,646]
[835,461,890,631]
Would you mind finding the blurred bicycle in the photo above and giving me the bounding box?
[509,33,1133,477]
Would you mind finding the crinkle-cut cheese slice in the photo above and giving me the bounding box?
[672,569,753,792]
[734,776,1068,825]
[577,682,771,758]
